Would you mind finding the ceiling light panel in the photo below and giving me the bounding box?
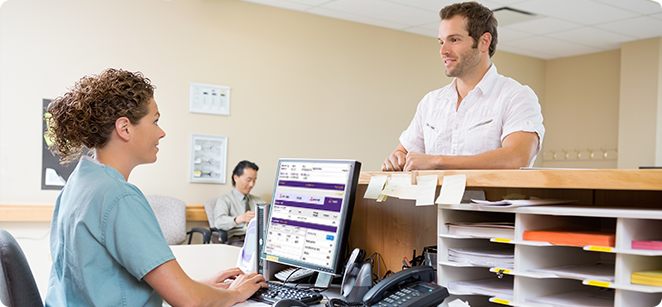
[319,0,438,26]
[307,6,412,30]
[592,0,662,15]
[504,17,582,35]
[596,16,662,39]
[505,36,602,58]
[497,43,557,59]
[513,0,639,25]
[497,27,536,42]
[547,27,636,50]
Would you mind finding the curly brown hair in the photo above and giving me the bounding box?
[45,68,155,164]
[440,1,498,57]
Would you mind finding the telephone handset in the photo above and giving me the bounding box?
[362,265,449,307]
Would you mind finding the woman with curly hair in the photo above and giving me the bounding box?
[44,68,266,307]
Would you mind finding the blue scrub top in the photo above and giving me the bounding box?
[45,157,175,307]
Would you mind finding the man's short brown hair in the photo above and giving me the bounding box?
[440,1,498,57]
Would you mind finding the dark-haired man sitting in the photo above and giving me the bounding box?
[213,160,265,246]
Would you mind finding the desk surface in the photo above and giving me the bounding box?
[171,244,339,307]
[170,244,241,280]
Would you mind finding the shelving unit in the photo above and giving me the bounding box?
[433,169,662,307]
[350,170,662,306]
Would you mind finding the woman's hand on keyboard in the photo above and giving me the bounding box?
[201,267,246,289]
[228,271,268,302]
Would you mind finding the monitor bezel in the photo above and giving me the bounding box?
[259,158,361,276]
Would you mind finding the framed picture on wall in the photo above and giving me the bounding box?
[189,134,227,184]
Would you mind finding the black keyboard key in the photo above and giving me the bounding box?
[250,281,323,306]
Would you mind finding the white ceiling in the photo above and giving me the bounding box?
[240,0,662,60]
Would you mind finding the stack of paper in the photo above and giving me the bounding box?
[632,270,662,286]
[523,227,615,247]
[448,276,514,301]
[471,198,575,208]
[528,262,615,282]
[526,289,613,306]
[632,240,662,251]
[447,246,514,269]
[446,222,515,239]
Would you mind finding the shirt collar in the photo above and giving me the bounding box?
[444,64,497,101]
[231,188,247,200]
[82,155,101,165]
[473,64,498,96]
[80,155,125,181]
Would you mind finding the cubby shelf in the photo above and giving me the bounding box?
[434,169,662,307]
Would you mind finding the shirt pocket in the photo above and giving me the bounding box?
[464,117,502,153]
[422,122,440,153]
[468,119,494,131]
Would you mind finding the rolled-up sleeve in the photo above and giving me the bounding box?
[501,85,545,153]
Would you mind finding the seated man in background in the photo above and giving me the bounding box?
[214,160,265,246]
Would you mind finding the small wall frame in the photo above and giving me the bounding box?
[189,134,227,184]
[189,82,231,115]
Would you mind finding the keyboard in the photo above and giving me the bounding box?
[249,281,323,305]
[275,267,316,282]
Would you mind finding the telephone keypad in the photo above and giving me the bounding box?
[374,281,449,307]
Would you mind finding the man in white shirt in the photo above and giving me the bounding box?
[382,1,545,171]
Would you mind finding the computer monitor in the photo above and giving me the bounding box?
[260,158,361,287]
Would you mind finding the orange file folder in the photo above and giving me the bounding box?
[523,227,615,247]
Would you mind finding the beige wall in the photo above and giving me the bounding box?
[0,0,550,206]
[543,49,621,169]
[5,0,655,208]
[618,37,662,169]
[0,0,444,205]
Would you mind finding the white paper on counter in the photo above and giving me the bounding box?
[436,174,466,205]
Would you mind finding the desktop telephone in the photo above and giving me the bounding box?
[329,265,449,307]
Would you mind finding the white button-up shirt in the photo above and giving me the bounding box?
[399,65,545,166]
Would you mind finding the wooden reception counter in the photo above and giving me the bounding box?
[347,169,662,276]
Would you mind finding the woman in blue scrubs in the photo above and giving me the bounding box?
[44,68,266,307]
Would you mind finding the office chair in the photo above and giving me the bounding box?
[202,196,229,244]
[145,195,209,245]
[0,229,44,307]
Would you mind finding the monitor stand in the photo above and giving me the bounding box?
[314,272,334,288]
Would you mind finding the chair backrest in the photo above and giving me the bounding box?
[203,196,221,228]
[145,195,187,245]
[0,229,44,307]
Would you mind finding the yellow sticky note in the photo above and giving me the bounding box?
[492,298,510,305]
[588,246,613,252]
[587,280,611,288]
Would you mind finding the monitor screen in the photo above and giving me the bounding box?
[260,158,361,278]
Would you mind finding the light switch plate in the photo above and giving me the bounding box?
[189,82,230,115]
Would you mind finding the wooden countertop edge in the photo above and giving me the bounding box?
[359,169,662,191]
[0,204,208,222]
[4,170,661,222]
